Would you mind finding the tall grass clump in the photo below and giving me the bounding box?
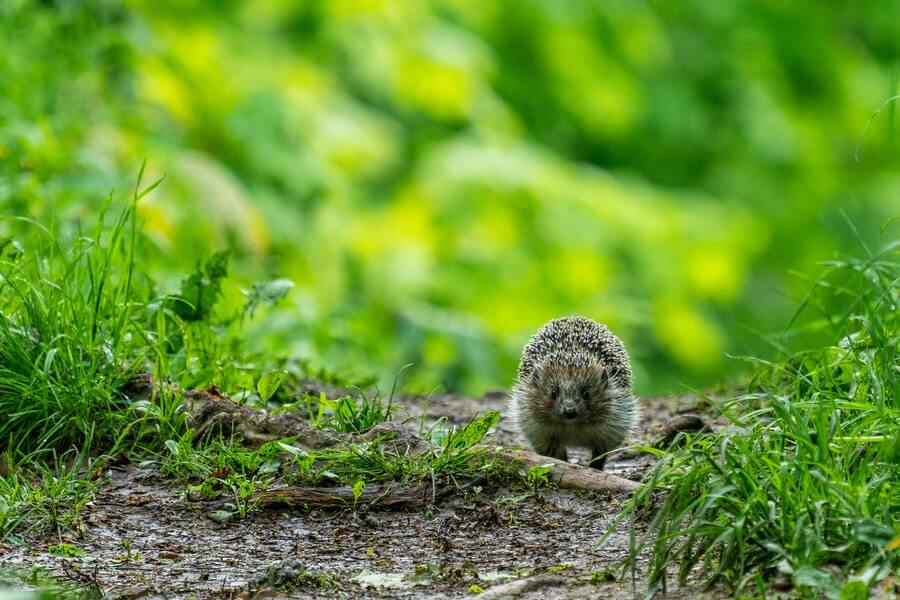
[0,168,162,455]
[620,236,899,597]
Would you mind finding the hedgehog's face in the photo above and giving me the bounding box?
[525,359,612,423]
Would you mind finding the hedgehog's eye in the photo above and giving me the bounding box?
[549,387,559,401]
[581,388,591,403]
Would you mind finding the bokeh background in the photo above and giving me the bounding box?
[2,0,898,396]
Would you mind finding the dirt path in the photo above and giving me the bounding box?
[1,391,722,599]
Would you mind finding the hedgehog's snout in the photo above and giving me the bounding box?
[557,391,582,419]
[560,404,578,420]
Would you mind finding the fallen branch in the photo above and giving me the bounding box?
[493,449,640,494]
[250,478,478,510]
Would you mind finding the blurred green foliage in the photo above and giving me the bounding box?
[1,0,898,395]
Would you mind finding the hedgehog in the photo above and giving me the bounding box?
[509,316,639,470]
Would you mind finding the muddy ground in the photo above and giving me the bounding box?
[0,391,724,599]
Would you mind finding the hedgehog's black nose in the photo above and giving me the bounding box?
[562,406,578,419]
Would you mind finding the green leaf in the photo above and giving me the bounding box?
[446,411,500,451]
[48,543,84,557]
[352,479,366,502]
[277,441,306,456]
[793,566,837,595]
[242,278,294,319]
[167,250,230,321]
[590,570,616,583]
[838,581,868,600]
[854,519,895,547]
[209,510,233,524]
[259,458,281,475]
[257,369,288,402]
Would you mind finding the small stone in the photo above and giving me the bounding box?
[209,510,233,523]
[772,577,792,591]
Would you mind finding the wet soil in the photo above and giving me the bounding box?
[1,391,725,599]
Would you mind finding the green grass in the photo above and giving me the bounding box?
[617,238,899,597]
[0,453,96,543]
[0,175,507,540]
[0,167,163,455]
[273,388,395,434]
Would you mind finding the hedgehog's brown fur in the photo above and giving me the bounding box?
[510,316,639,470]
